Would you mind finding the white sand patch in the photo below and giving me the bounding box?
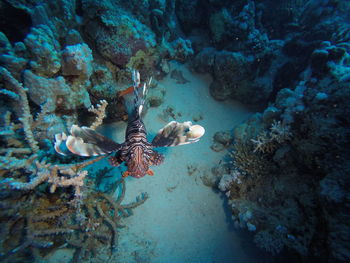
[97,62,261,262]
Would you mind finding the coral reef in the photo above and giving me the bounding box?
[215,35,350,262]
[0,0,192,125]
[1,0,350,262]
[194,2,350,260]
[0,178,148,262]
[0,66,147,261]
[191,39,285,106]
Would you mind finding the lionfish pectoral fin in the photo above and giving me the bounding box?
[151,121,205,147]
[54,132,70,156]
[54,125,122,157]
[150,151,164,166]
[147,169,154,176]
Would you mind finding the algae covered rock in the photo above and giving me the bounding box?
[209,50,252,102]
[147,87,165,108]
[24,69,91,112]
[209,8,234,43]
[191,47,216,73]
[89,63,119,98]
[24,25,61,77]
[175,0,203,34]
[61,43,93,79]
[211,131,233,152]
[82,0,156,67]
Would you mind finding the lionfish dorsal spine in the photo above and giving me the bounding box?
[132,70,140,87]
[132,70,150,117]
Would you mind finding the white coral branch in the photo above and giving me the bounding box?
[0,67,39,153]
[88,100,108,130]
[251,120,292,153]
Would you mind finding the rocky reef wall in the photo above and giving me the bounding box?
[201,1,350,261]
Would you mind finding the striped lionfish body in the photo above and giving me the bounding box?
[54,70,205,178]
[122,117,154,178]
[118,108,162,178]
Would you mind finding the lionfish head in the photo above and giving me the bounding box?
[127,147,149,178]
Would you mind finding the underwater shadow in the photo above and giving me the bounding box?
[214,189,281,262]
[215,189,236,232]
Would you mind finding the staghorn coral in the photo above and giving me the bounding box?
[0,179,148,262]
[88,100,108,130]
[250,130,277,153]
[0,67,39,152]
[0,68,53,149]
[0,192,76,262]
[0,82,104,198]
[66,180,148,262]
[0,66,108,197]
[1,64,88,142]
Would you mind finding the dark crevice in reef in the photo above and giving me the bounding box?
[0,1,32,43]
[268,38,317,103]
[269,61,305,103]
[75,0,83,17]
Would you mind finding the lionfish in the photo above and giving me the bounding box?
[54,70,205,178]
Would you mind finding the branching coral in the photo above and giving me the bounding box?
[66,180,148,262]
[231,140,273,177]
[0,67,106,196]
[88,99,108,130]
[0,67,67,143]
[251,120,292,153]
[0,179,148,262]
[0,65,148,261]
[0,67,39,153]
[0,198,74,262]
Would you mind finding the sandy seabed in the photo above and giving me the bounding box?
[96,62,264,263]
